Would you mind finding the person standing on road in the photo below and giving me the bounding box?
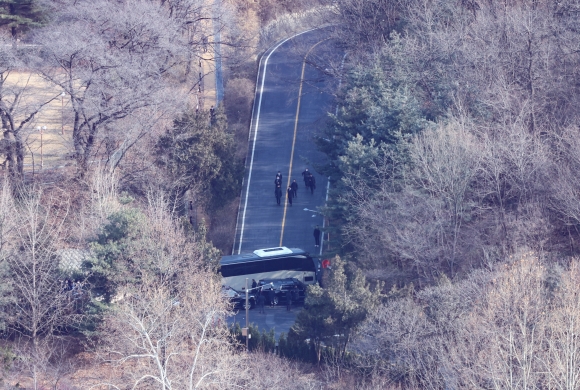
[276,171,283,184]
[257,291,265,314]
[302,168,310,188]
[252,279,257,290]
[286,289,292,311]
[305,175,312,193]
[309,175,316,194]
[287,186,293,206]
[292,285,300,305]
[268,287,276,307]
[314,225,321,247]
[291,179,298,198]
[274,176,282,187]
[275,184,282,205]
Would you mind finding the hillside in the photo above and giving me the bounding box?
[3,0,580,389]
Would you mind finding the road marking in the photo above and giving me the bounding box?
[236,29,317,254]
[320,176,330,255]
[279,39,327,246]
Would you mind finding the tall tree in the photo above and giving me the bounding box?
[0,40,59,181]
[33,0,236,177]
[292,256,380,364]
[0,0,44,39]
[155,106,243,210]
[3,187,81,390]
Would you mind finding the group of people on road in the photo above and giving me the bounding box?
[284,286,300,311]
[274,168,316,206]
[302,168,316,194]
[252,279,274,314]
[252,279,300,313]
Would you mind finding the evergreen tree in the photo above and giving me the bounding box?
[0,0,44,39]
[83,209,145,304]
[156,106,243,211]
[316,41,432,256]
[292,256,381,364]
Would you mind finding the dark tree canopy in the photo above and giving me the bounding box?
[0,0,45,39]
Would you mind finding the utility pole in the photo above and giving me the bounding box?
[245,277,249,351]
[60,92,65,135]
[37,126,46,169]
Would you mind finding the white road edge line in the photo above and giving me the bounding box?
[237,29,317,254]
[320,177,330,256]
[320,53,344,256]
[231,32,266,255]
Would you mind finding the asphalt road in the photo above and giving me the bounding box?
[229,28,341,338]
[233,27,340,257]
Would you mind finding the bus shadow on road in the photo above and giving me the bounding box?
[227,304,302,341]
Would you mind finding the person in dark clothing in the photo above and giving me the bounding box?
[287,187,293,206]
[257,292,265,314]
[275,176,282,187]
[302,168,310,188]
[292,285,300,304]
[304,175,311,192]
[251,279,257,290]
[291,179,298,198]
[276,171,283,183]
[268,287,276,307]
[309,175,316,194]
[314,225,321,247]
[286,289,292,311]
[275,184,282,205]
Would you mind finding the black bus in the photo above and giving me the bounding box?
[219,247,318,291]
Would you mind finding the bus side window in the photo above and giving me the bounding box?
[297,257,316,272]
[255,260,267,274]
[283,257,295,270]
[262,259,280,273]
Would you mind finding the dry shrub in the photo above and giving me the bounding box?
[208,197,240,255]
[225,77,255,125]
[241,352,320,389]
[352,253,580,389]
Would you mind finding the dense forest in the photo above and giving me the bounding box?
[319,0,580,387]
[2,0,580,388]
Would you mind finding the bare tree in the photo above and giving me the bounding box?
[4,186,79,390]
[344,120,482,278]
[92,268,238,389]
[0,40,60,180]
[351,253,574,389]
[0,177,15,331]
[34,0,191,176]
[543,260,580,390]
[409,120,481,275]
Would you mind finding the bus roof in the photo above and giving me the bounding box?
[220,247,308,266]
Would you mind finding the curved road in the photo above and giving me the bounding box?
[233,27,340,256]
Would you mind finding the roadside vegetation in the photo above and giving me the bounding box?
[312,0,580,387]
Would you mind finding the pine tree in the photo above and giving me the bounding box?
[155,106,243,211]
[292,256,381,364]
[0,0,45,39]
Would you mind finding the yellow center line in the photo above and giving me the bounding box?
[280,39,327,246]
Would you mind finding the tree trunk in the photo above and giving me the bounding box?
[14,130,24,179]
